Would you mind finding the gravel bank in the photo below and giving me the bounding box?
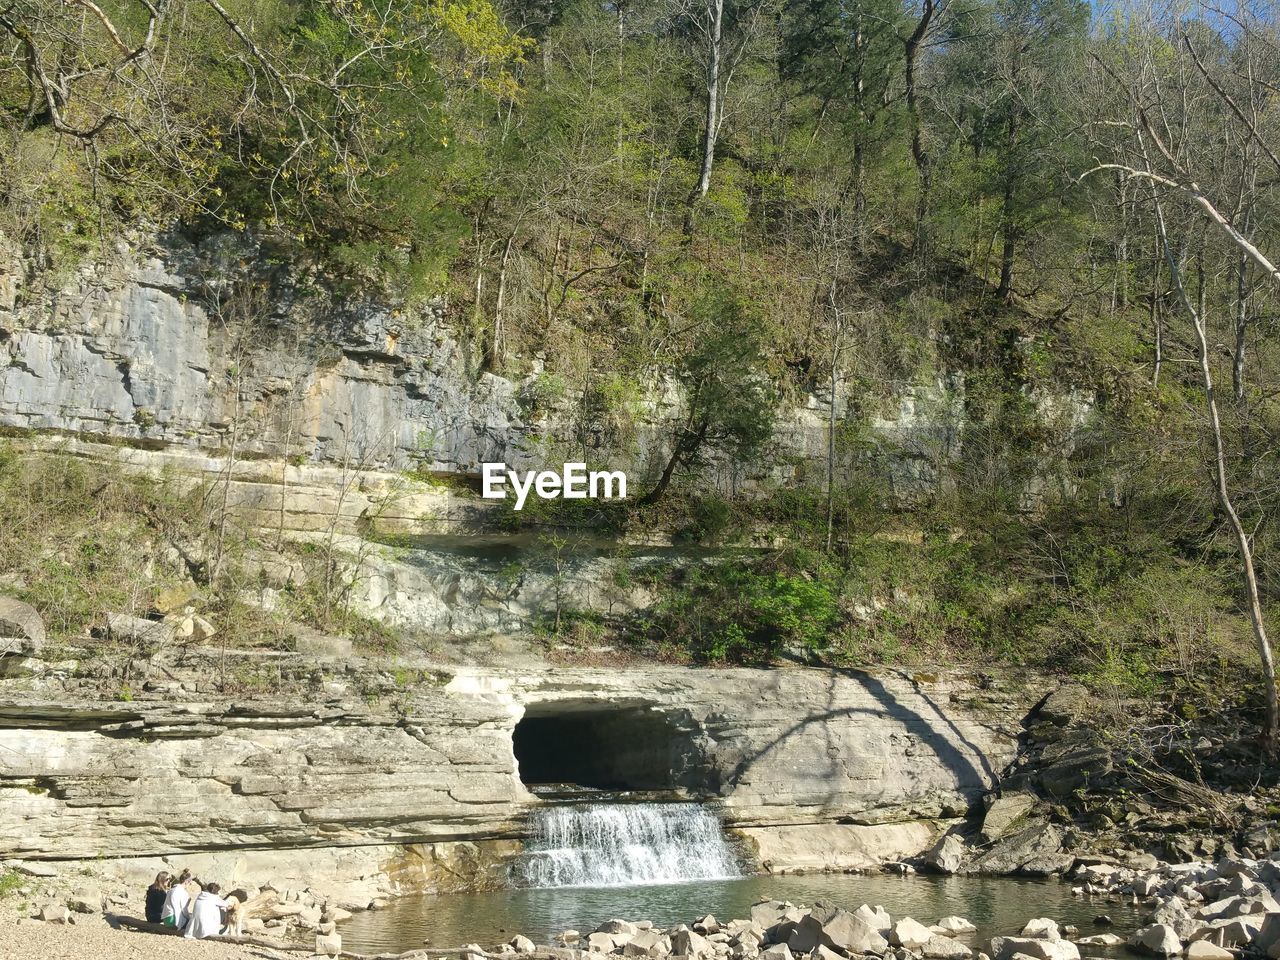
[0,906,296,960]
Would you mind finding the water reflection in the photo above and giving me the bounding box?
[339,873,1145,956]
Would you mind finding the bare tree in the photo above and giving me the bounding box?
[1086,7,1280,749]
[673,0,770,235]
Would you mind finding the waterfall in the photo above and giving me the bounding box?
[519,802,742,888]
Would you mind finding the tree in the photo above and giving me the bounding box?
[901,0,944,251]
[1085,2,1280,751]
[941,0,1089,300]
[0,0,526,288]
[640,287,776,505]
[781,0,905,233]
[668,0,771,235]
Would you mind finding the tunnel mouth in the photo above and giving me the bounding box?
[513,700,707,796]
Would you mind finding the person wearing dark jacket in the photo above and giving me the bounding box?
[145,872,171,924]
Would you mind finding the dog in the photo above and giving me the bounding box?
[221,894,243,937]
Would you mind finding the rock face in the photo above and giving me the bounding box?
[0,231,1089,497]
[0,662,1030,880]
[0,233,523,474]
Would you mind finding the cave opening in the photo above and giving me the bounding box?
[513,702,699,792]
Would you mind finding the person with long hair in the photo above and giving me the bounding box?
[145,871,171,924]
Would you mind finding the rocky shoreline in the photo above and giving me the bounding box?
[7,848,1280,960]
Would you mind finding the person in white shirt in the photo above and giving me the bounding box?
[160,869,192,928]
[183,881,230,939]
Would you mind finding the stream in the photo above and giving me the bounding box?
[337,874,1146,955]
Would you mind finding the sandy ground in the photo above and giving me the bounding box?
[0,906,300,960]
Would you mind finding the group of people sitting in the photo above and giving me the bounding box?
[144,870,240,939]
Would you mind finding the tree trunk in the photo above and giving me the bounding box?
[684,0,724,236]
[996,108,1020,301]
[825,312,841,553]
[903,3,934,254]
[1233,252,1248,403]
[1151,221,1163,388]
[492,231,516,371]
[640,423,706,507]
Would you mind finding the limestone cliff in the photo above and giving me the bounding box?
[0,654,1033,891]
[0,231,970,493]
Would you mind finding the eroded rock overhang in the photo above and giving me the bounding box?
[0,663,1033,866]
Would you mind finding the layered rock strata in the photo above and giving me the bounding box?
[0,660,1032,889]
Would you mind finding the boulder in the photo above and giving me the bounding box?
[892,919,935,950]
[1199,895,1279,921]
[1251,913,1280,953]
[623,930,670,958]
[754,903,791,928]
[1019,920,1060,941]
[105,612,173,646]
[923,936,973,959]
[970,822,1070,876]
[935,918,977,936]
[787,918,824,954]
[1073,935,1123,946]
[66,891,100,914]
[1039,745,1113,800]
[602,921,640,936]
[316,932,342,957]
[1210,917,1264,948]
[1130,925,1182,957]
[824,913,890,955]
[730,923,766,943]
[0,596,44,649]
[1185,943,1233,960]
[1216,858,1255,878]
[512,935,538,954]
[988,937,1079,960]
[696,917,722,936]
[38,904,69,923]
[760,946,793,960]
[1133,875,1163,898]
[981,794,1038,842]
[1035,684,1092,726]
[190,614,217,641]
[588,933,617,953]
[927,834,969,875]
[674,930,713,958]
[790,906,888,956]
[854,905,893,933]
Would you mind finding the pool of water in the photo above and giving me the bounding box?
[338,874,1146,955]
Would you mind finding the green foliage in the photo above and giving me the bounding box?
[647,555,841,664]
[1,0,1277,712]
[0,443,403,660]
[0,869,23,899]
[0,443,194,639]
[641,283,778,505]
[0,0,525,293]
